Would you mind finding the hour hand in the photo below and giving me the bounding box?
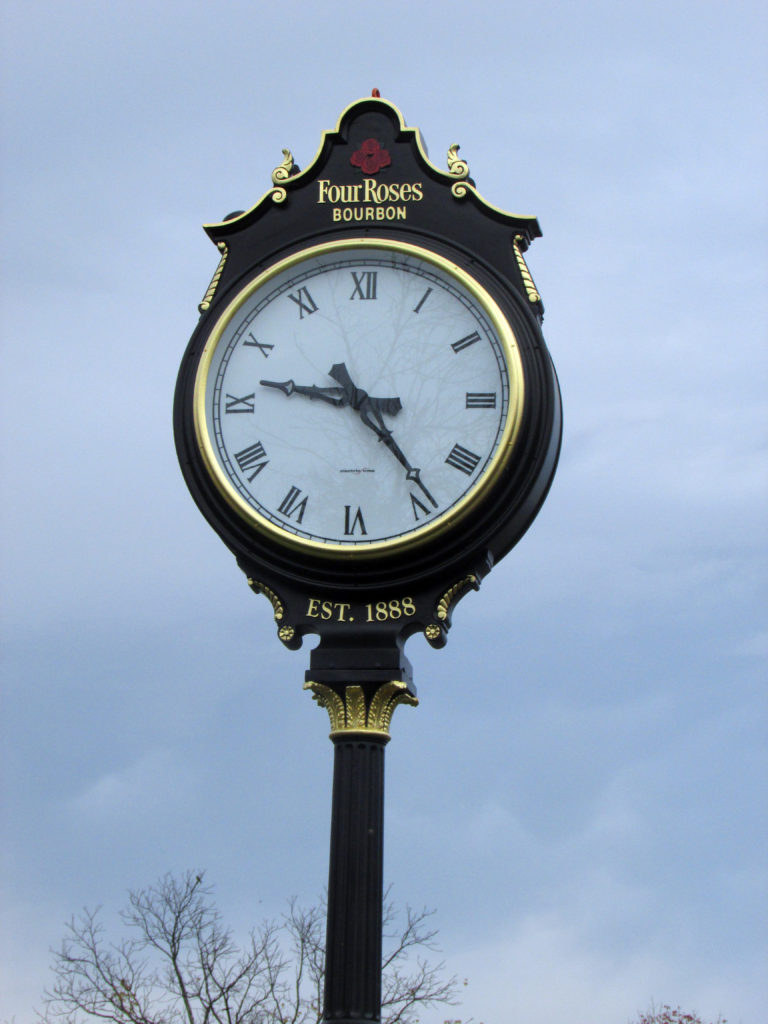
[260,378,346,406]
[328,362,402,429]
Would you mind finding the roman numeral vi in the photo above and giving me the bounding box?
[344,505,367,535]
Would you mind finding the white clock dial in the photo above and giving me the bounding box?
[194,238,524,555]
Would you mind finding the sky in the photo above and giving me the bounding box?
[1,2,766,1022]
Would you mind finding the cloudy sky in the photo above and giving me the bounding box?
[1,2,766,1022]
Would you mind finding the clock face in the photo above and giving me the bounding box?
[193,238,525,556]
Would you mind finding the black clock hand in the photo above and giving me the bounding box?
[328,362,402,428]
[327,362,368,410]
[260,378,346,406]
[373,431,438,509]
[328,363,437,509]
[379,435,439,508]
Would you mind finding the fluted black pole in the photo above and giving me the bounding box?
[303,670,417,1024]
[323,733,387,1022]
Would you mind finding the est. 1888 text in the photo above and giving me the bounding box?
[305,596,417,623]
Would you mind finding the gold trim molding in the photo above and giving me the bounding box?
[246,578,285,620]
[425,574,480,647]
[198,242,228,313]
[246,578,296,646]
[436,574,479,621]
[513,234,541,304]
[304,680,418,740]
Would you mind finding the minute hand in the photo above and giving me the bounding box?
[328,362,437,509]
[374,427,438,510]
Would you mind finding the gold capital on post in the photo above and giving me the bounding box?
[304,680,418,740]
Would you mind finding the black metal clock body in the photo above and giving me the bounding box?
[174,96,561,666]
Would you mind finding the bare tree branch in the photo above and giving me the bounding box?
[40,872,461,1024]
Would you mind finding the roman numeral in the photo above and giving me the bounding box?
[410,493,431,520]
[465,392,497,408]
[451,331,481,353]
[445,443,481,476]
[287,287,318,319]
[234,442,269,482]
[278,485,308,523]
[344,505,367,535]
[413,287,433,314]
[350,271,377,300]
[225,392,255,414]
[243,332,274,357]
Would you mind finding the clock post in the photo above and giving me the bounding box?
[175,93,561,1023]
[309,671,416,1018]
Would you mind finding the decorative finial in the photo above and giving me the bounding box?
[447,143,470,180]
[371,87,380,97]
[272,149,296,185]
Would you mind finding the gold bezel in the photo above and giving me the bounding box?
[193,237,525,559]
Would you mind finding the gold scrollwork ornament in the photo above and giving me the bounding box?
[271,148,296,184]
[246,578,285,621]
[447,143,470,179]
[270,148,298,202]
[437,575,479,621]
[246,579,299,647]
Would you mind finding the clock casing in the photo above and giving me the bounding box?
[174,96,561,653]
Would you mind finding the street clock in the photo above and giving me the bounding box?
[174,93,561,1024]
